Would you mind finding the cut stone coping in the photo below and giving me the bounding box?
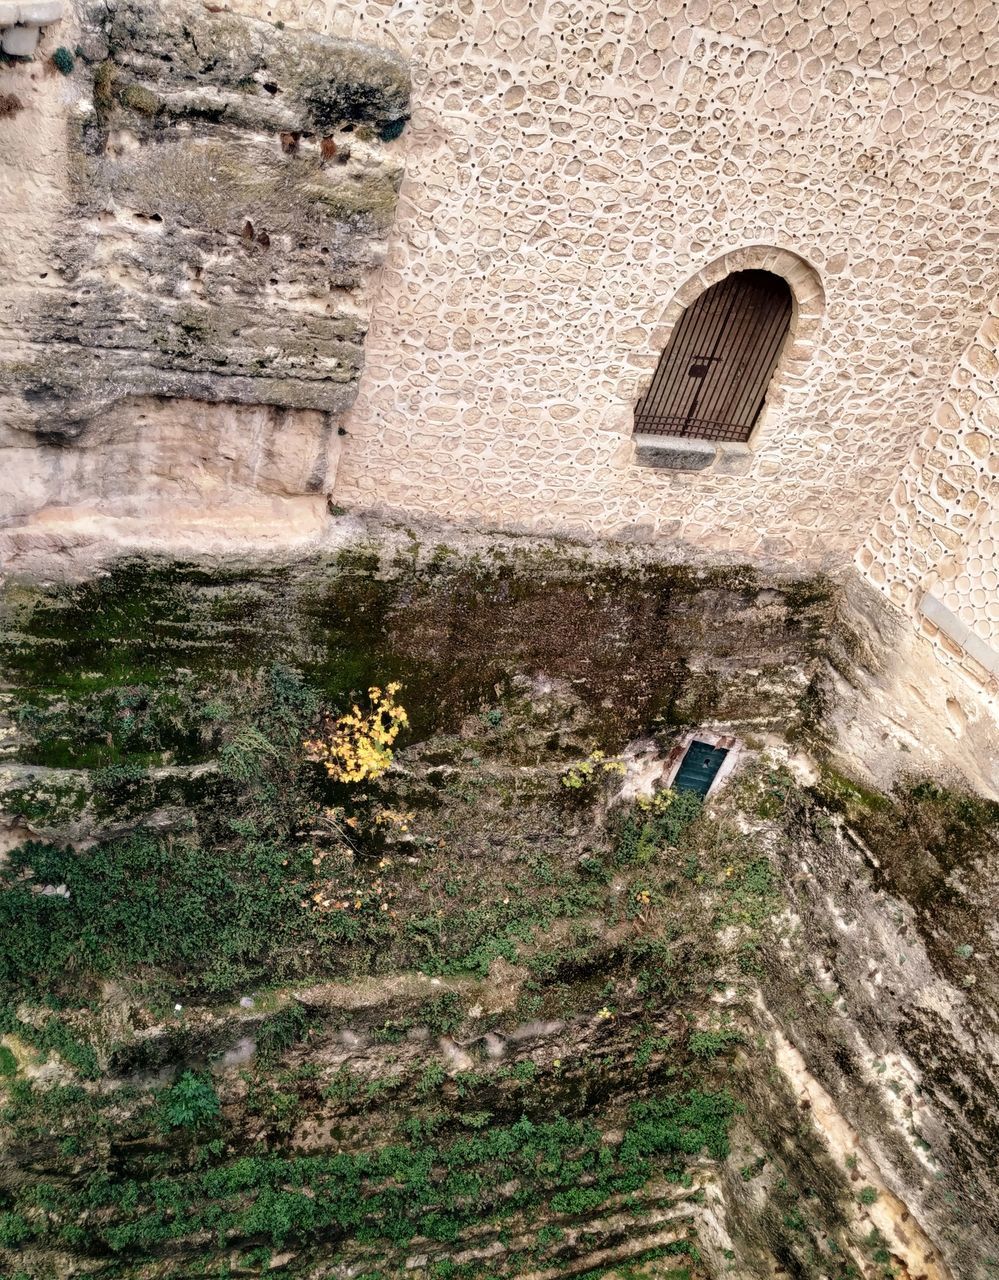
[1,24,39,54]
[0,2,63,57]
[0,2,63,22]
[919,590,999,675]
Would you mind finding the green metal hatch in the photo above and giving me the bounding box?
[673,740,729,797]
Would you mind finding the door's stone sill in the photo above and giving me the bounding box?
[632,435,752,474]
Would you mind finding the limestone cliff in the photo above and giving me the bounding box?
[0,0,408,531]
[0,4,996,1278]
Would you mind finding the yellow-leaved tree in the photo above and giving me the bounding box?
[304,682,408,783]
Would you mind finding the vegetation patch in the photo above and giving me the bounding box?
[2,555,975,1280]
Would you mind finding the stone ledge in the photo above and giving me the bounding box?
[919,590,999,675]
[632,435,717,472]
[0,2,62,57]
[0,2,62,22]
[715,443,753,476]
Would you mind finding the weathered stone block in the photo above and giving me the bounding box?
[715,444,753,476]
[1,0,410,447]
[634,436,717,472]
[0,1,62,22]
[0,22,40,55]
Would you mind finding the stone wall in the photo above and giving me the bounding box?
[2,0,997,782]
[859,297,999,711]
[305,0,999,565]
[3,0,996,568]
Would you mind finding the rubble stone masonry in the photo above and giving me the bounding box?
[276,0,999,572]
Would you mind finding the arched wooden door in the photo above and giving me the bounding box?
[634,270,793,443]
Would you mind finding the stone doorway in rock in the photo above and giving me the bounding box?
[662,730,741,799]
[674,740,729,796]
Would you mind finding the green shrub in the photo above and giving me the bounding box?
[0,1210,32,1246]
[717,857,779,928]
[688,1026,743,1059]
[52,46,74,75]
[18,1019,100,1079]
[1,1088,737,1256]
[256,1005,316,1062]
[622,1089,739,1161]
[0,834,316,1000]
[614,790,702,866]
[90,761,150,812]
[159,1072,220,1130]
[218,724,282,783]
[419,991,463,1036]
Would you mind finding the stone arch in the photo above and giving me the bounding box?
[629,245,825,448]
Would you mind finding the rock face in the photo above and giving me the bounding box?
[858,299,999,717]
[0,0,408,524]
[750,779,999,1280]
[0,4,997,1276]
[0,0,994,795]
[824,573,999,804]
[0,538,996,1280]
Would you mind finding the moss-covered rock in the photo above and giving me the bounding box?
[0,547,993,1280]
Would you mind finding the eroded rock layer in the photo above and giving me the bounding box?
[1,0,408,521]
[1,539,995,1280]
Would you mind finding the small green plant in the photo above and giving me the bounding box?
[459,1110,492,1129]
[688,1026,744,1059]
[857,1185,879,1205]
[419,990,464,1037]
[716,856,779,929]
[218,724,281,782]
[52,46,74,74]
[257,1005,315,1062]
[752,764,795,818]
[865,1226,893,1265]
[417,1063,447,1096]
[615,789,702,865]
[0,1045,17,1077]
[0,1211,31,1247]
[158,1072,220,1130]
[561,749,626,789]
[91,761,150,809]
[634,1034,672,1071]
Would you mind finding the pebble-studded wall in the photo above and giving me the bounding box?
[232,0,999,565]
[860,297,999,706]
